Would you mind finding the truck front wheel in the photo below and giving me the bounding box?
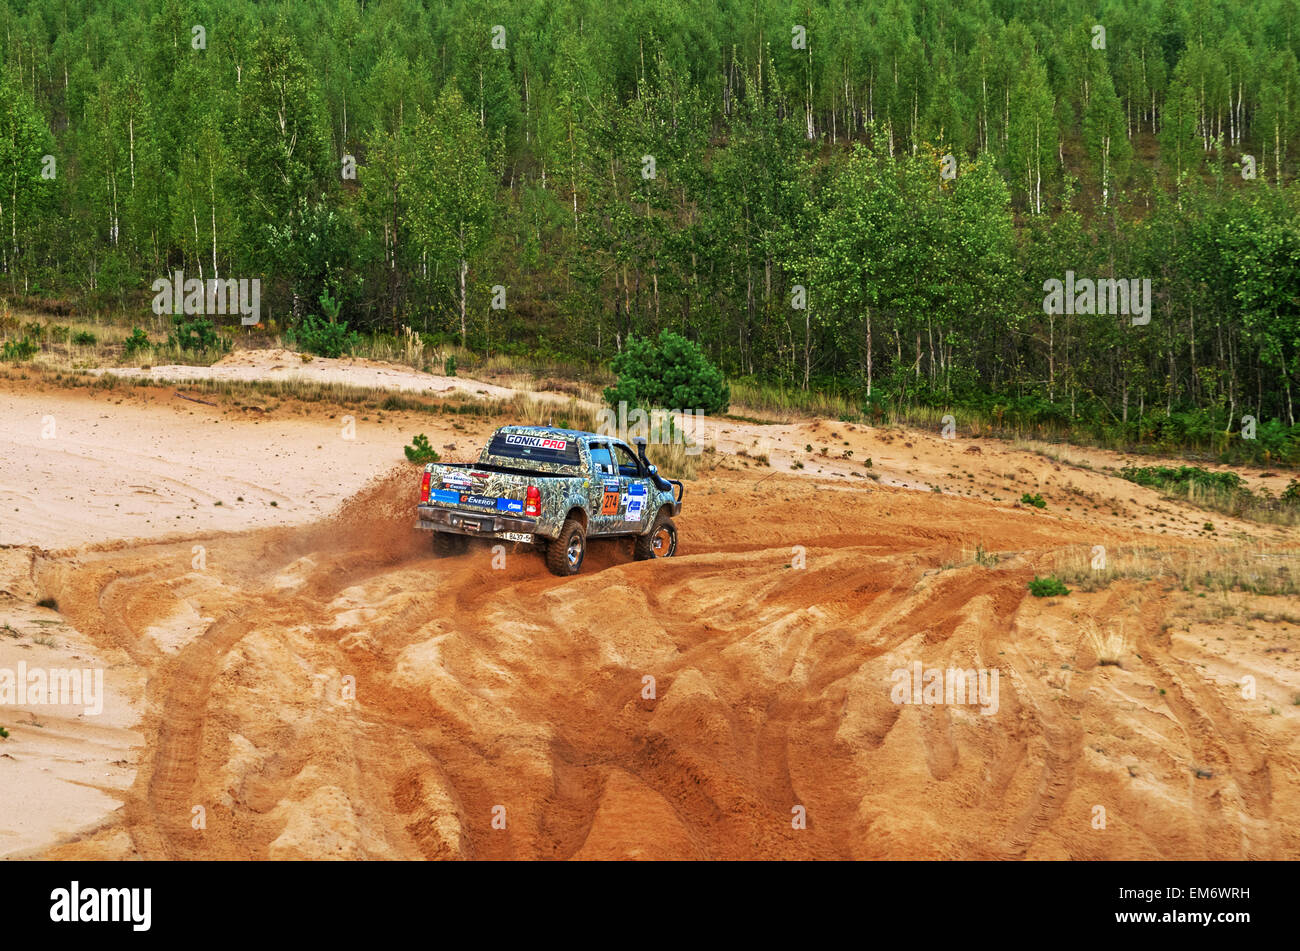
[546,518,587,576]
[635,514,677,560]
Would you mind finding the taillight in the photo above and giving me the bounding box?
[420,470,431,503]
[524,485,540,516]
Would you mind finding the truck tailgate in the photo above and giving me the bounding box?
[424,466,529,514]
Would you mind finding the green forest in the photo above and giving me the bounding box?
[2,0,1300,458]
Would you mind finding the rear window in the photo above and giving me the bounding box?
[485,432,583,467]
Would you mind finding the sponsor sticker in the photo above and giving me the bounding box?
[496,498,524,513]
[431,489,460,505]
[462,494,496,508]
[504,434,568,450]
[625,494,645,521]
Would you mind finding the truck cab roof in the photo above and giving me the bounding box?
[479,426,650,476]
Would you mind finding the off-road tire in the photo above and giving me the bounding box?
[634,514,677,560]
[431,532,469,557]
[546,518,587,576]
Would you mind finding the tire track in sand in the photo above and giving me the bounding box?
[126,611,252,858]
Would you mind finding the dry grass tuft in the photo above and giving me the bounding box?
[1082,618,1131,667]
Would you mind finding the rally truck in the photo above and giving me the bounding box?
[415,425,684,576]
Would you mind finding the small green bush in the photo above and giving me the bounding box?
[444,354,457,376]
[169,315,230,353]
[123,327,152,356]
[404,433,441,465]
[1028,575,1070,597]
[1021,492,1046,508]
[290,314,360,358]
[1281,479,1300,506]
[1,338,37,361]
[71,330,97,346]
[284,289,360,358]
[604,330,729,415]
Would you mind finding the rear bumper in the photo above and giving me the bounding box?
[416,504,542,539]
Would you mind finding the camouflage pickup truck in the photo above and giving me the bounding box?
[416,425,684,575]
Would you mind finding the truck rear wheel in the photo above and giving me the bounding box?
[431,532,469,557]
[635,514,677,560]
[546,518,586,576]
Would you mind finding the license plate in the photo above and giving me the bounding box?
[500,532,534,543]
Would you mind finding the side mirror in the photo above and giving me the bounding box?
[648,464,658,474]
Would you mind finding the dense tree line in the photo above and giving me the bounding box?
[2,0,1299,449]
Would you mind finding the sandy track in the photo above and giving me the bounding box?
[2,365,1297,859]
[0,386,427,548]
[94,348,537,401]
[10,465,1295,860]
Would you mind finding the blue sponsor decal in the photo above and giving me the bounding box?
[603,479,620,492]
[463,494,496,508]
[627,482,648,495]
[496,498,524,513]
[431,489,460,505]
